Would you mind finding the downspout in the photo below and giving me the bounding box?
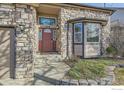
[11,3,16,79]
[100,25,103,56]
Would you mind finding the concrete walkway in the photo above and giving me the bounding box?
[0,60,70,85]
[33,60,70,85]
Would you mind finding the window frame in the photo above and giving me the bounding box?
[39,29,42,40]
[38,16,57,26]
[85,23,101,43]
[74,22,83,43]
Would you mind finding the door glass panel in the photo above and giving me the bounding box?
[74,23,82,43]
[39,30,42,40]
[44,29,51,33]
[53,30,56,41]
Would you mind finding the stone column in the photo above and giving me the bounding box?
[15,5,37,79]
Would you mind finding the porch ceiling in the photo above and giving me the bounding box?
[37,5,60,16]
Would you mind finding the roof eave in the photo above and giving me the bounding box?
[64,3,115,15]
[25,3,115,15]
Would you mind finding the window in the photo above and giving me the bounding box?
[39,17,56,26]
[52,30,56,41]
[74,23,82,43]
[86,23,100,42]
[39,30,42,40]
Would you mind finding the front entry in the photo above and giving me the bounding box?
[0,28,15,79]
[39,29,56,52]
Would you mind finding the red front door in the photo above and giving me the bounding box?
[43,29,53,52]
[39,29,56,52]
[42,29,53,52]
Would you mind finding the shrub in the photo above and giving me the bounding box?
[106,45,117,56]
[68,60,106,80]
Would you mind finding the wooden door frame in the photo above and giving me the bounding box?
[0,26,16,79]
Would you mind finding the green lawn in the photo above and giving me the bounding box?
[114,68,124,85]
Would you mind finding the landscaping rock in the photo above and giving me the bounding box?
[100,81,106,85]
[54,80,61,85]
[106,81,112,85]
[69,79,79,85]
[61,79,70,85]
[100,78,108,85]
[87,80,97,85]
[79,79,88,85]
[102,78,112,85]
[101,78,112,85]
[106,75,113,81]
[117,64,124,68]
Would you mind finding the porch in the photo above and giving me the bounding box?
[36,4,61,54]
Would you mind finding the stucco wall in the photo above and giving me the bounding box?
[60,7,111,58]
[0,4,37,79]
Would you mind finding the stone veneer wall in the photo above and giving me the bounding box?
[0,4,37,79]
[60,7,111,58]
[101,17,111,55]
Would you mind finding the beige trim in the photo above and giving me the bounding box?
[25,3,40,7]
[39,3,114,15]
[25,3,114,15]
[67,18,107,26]
[38,13,58,17]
